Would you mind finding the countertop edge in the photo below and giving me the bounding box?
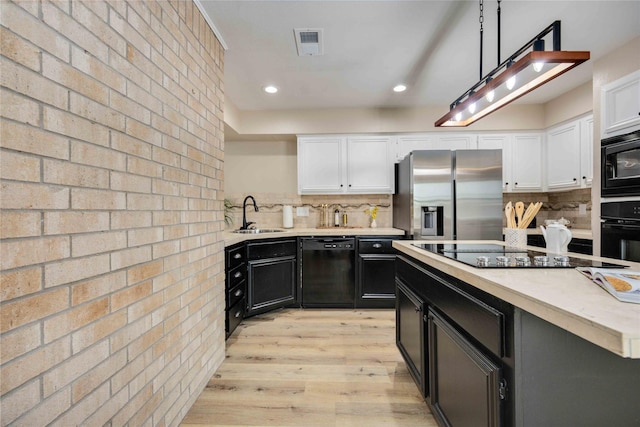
[392,239,640,359]
[224,227,405,246]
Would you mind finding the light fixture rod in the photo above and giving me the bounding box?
[450,20,562,110]
[497,0,501,65]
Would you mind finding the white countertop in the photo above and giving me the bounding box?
[393,240,640,359]
[224,227,405,246]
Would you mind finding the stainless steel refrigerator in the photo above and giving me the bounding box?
[393,150,503,240]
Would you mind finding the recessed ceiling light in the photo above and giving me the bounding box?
[263,85,278,94]
[393,84,407,93]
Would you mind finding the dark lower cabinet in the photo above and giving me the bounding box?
[396,280,427,398]
[428,308,503,427]
[225,243,246,339]
[246,239,298,316]
[356,237,397,308]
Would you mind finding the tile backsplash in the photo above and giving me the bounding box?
[227,188,592,231]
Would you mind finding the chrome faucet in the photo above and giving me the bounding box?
[241,195,259,230]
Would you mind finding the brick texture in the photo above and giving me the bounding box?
[0,1,225,425]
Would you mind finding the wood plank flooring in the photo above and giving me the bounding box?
[181,309,437,427]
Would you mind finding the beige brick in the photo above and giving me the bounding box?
[110,211,152,229]
[0,149,40,182]
[0,235,70,270]
[70,44,126,94]
[71,1,122,53]
[0,181,69,210]
[42,339,109,397]
[0,26,38,70]
[43,106,109,146]
[109,7,151,59]
[110,315,151,353]
[127,193,163,211]
[0,3,70,63]
[44,211,110,235]
[0,379,41,425]
[0,322,41,363]
[82,385,128,427]
[44,254,110,288]
[128,323,163,360]
[126,117,163,146]
[71,140,127,170]
[110,171,151,193]
[14,388,71,427]
[110,90,151,125]
[53,382,110,427]
[128,227,163,247]
[41,0,108,63]
[152,146,180,167]
[0,211,41,239]
[111,131,152,159]
[163,195,188,211]
[152,178,180,196]
[71,350,127,404]
[44,297,109,343]
[72,310,127,353]
[71,271,126,306]
[71,188,126,210]
[111,246,152,271]
[127,156,162,178]
[70,91,125,131]
[127,259,164,285]
[162,165,189,183]
[72,230,127,257]
[111,281,152,312]
[129,292,163,322]
[0,266,41,302]
[152,240,180,259]
[0,335,70,394]
[44,158,110,188]
[110,345,149,393]
[127,80,163,116]
[0,88,39,126]
[0,120,69,160]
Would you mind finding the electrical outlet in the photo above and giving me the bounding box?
[296,206,309,217]
[578,203,587,216]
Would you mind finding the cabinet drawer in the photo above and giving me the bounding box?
[226,245,245,270]
[247,239,297,260]
[227,281,246,309]
[358,238,396,254]
[227,264,246,289]
[226,298,245,338]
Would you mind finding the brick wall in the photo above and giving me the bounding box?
[0,1,226,425]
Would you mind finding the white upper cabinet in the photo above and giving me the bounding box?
[477,134,511,192]
[395,134,437,162]
[545,114,594,191]
[601,70,640,138]
[546,121,581,190]
[435,134,477,150]
[511,134,544,192]
[297,135,394,195]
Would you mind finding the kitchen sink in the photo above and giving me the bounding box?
[232,228,286,234]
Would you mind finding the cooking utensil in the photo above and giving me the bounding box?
[519,202,542,229]
[505,202,514,228]
[515,202,524,228]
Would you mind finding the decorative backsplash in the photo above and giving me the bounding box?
[225,193,393,230]
[226,188,592,231]
[503,188,591,229]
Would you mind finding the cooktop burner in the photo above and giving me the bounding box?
[411,243,628,269]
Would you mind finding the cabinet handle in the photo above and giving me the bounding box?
[414,307,421,313]
[234,271,242,279]
[582,176,586,180]
[234,289,243,297]
[573,178,577,182]
[234,310,242,318]
[514,182,518,186]
[373,243,382,249]
[233,253,242,259]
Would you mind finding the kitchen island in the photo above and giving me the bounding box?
[393,240,640,427]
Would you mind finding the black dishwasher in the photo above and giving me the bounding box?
[301,237,355,307]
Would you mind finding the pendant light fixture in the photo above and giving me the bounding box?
[435,1,590,127]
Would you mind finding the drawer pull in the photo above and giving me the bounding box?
[373,243,382,249]
[234,271,242,279]
[233,253,242,259]
[234,289,243,297]
[234,310,242,318]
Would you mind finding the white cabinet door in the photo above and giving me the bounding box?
[511,134,544,192]
[436,134,476,150]
[395,134,437,162]
[601,70,640,138]
[547,121,581,190]
[580,115,594,187]
[347,136,394,194]
[297,136,346,194]
[477,134,511,191]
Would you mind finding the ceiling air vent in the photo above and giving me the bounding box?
[294,28,324,56]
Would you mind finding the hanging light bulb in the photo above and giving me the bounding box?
[468,102,476,114]
[486,90,495,103]
[532,62,544,72]
[506,75,516,90]
[455,112,462,122]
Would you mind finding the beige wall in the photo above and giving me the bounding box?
[591,36,640,254]
[544,81,593,128]
[0,1,225,425]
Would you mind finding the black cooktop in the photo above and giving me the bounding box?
[411,243,628,269]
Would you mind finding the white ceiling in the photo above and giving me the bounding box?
[199,1,640,112]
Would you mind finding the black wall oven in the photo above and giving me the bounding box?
[601,130,640,197]
[601,201,640,263]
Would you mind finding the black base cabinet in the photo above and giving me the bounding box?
[356,237,397,308]
[225,243,246,339]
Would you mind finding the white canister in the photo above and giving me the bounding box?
[282,205,293,228]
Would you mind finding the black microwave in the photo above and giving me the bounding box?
[601,130,640,197]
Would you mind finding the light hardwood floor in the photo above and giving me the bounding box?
[181,309,438,427]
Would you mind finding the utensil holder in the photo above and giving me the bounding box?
[504,228,527,248]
